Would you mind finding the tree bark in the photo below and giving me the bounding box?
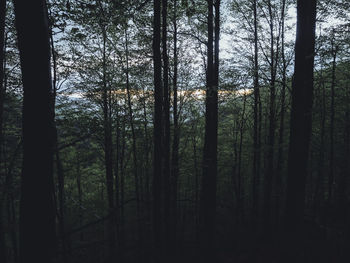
[199,0,219,260]
[0,1,7,261]
[263,0,279,236]
[251,0,261,230]
[153,0,163,259]
[328,31,337,202]
[170,0,179,254]
[162,0,171,256]
[14,0,56,262]
[237,94,246,225]
[275,0,287,228]
[284,1,317,261]
[100,20,115,262]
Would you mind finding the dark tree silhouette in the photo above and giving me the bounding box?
[285,0,317,261]
[13,0,56,262]
[170,0,179,254]
[152,0,163,261]
[199,0,220,260]
[162,0,171,255]
[251,0,261,230]
[0,1,7,262]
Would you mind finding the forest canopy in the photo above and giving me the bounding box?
[0,0,350,263]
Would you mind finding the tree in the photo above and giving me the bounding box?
[284,0,317,261]
[199,0,220,260]
[251,0,261,230]
[13,0,56,262]
[170,0,179,254]
[0,0,7,260]
[152,0,163,261]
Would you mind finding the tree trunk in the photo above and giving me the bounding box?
[162,0,171,256]
[170,0,179,254]
[7,191,18,263]
[114,105,123,261]
[314,66,326,210]
[275,0,287,229]
[251,0,261,230]
[101,22,115,262]
[328,31,337,202]
[237,94,246,225]
[48,14,70,260]
[124,27,142,254]
[152,0,163,260]
[284,1,317,262]
[0,1,7,261]
[263,0,279,236]
[119,111,127,256]
[75,150,83,242]
[14,0,56,262]
[199,0,219,260]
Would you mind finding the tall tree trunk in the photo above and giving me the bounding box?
[237,94,246,225]
[170,0,179,254]
[124,27,143,259]
[284,1,317,262]
[0,0,5,169]
[48,13,70,260]
[14,1,56,262]
[251,0,260,230]
[275,0,287,228]
[192,120,200,241]
[0,1,7,261]
[101,23,115,262]
[328,31,337,202]
[161,0,171,255]
[199,0,219,260]
[153,0,163,261]
[142,85,151,213]
[314,67,326,210]
[263,0,278,236]
[119,111,127,257]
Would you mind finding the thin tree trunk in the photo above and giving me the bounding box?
[275,0,286,228]
[119,111,127,255]
[0,1,7,261]
[251,0,260,230]
[263,0,278,236]
[114,105,121,250]
[199,0,219,260]
[162,0,171,255]
[170,0,179,253]
[237,94,246,224]
[0,0,5,169]
[76,150,83,242]
[152,0,163,261]
[191,118,200,241]
[314,69,326,210]
[124,27,142,253]
[101,23,115,262]
[328,31,337,202]
[48,12,70,260]
[142,86,151,212]
[7,191,18,263]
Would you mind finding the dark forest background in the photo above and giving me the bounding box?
[0,0,350,262]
